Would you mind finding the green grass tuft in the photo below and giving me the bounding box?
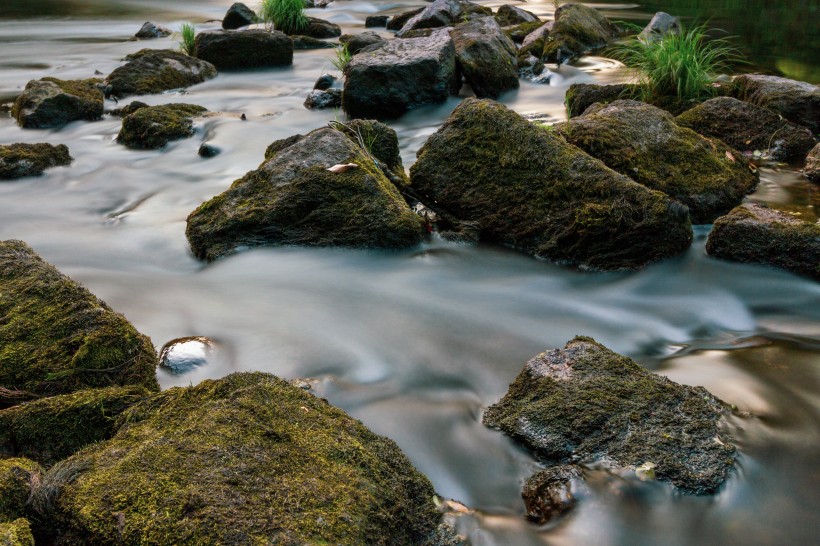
[259,0,309,35]
[330,44,351,74]
[179,22,196,56]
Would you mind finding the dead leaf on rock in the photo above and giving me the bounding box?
[327,163,359,173]
[725,151,736,163]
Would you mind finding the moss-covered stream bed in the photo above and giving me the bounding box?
[0,1,818,544]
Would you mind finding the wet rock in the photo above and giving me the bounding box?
[517,22,553,64]
[517,53,545,81]
[117,103,208,149]
[301,17,342,39]
[0,519,34,546]
[522,465,582,524]
[134,21,171,39]
[343,30,459,119]
[0,143,72,180]
[556,100,759,223]
[106,49,217,98]
[339,31,384,54]
[386,8,424,31]
[0,240,158,397]
[409,99,693,271]
[540,3,618,64]
[109,100,148,117]
[495,5,539,27]
[483,337,737,494]
[676,97,816,162]
[504,20,544,44]
[638,12,680,43]
[450,17,518,99]
[365,15,390,28]
[158,336,214,374]
[804,143,820,182]
[733,74,820,133]
[564,82,637,117]
[198,143,221,158]
[33,372,444,544]
[194,29,293,70]
[706,203,820,280]
[186,124,424,261]
[222,2,257,30]
[0,387,149,466]
[0,458,42,521]
[292,35,335,49]
[396,0,491,38]
[304,88,342,109]
[11,78,103,128]
[313,73,336,90]
[337,119,406,176]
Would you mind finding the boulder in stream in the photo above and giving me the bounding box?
[0,143,72,180]
[365,15,390,28]
[194,29,293,70]
[32,372,448,545]
[339,31,385,54]
[483,337,737,494]
[0,240,159,398]
[0,519,34,546]
[705,203,820,281]
[495,5,539,27]
[300,17,342,39]
[395,0,491,38]
[564,82,638,117]
[304,88,342,109]
[409,98,693,271]
[12,78,103,129]
[222,2,257,30]
[105,49,217,98]
[804,143,820,182]
[0,458,42,521]
[386,8,424,31]
[134,21,171,39]
[450,16,519,99]
[638,12,680,43]
[732,74,820,133]
[117,103,208,149]
[540,3,618,64]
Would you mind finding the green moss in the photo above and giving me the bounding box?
[505,21,544,44]
[0,240,159,399]
[0,459,42,522]
[11,78,103,128]
[483,337,736,494]
[0,519,34,546]
[39,372,441,545]
[106,49,217,97]
[541,4,618,63]
[0,386,150,467]
[0,143,72,180]
[117,103,207,149]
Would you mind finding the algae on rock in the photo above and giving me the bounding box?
[11,78,103,129]
[117,103,207,149]
[105,49,217,98]
[0,458,42,522]
[0,144,72,180]
[0,519,34,546]
[540,3,618,64]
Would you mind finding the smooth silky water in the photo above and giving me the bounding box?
[0,1,818,544]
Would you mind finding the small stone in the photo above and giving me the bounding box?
[134,21,172,39]
[304,88,342,110]
[313,73,336,90]
[522,465,581,524]
[365,15,390,28]
[158,336,216,374]
[222,2,257,30]
[198,143,221,158]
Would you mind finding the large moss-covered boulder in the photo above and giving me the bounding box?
[194,29,293,70]
[449,17,518,99]
[0,459,42,522]
[106,49,217,98]
[35,372,444,545]
[409,99,692,270]
[805,143,820,182]
[0,387,150,467]
[495,5,538,27]
[117,103,207,150]
[676,97,816,162]
[733,74,820,133]
[186,124,424,261]
[484,337,737,494]
[0,144,72,180]
[706,203,820,280]
[556,100,759,223]
[0,240,158,399]
[11,78,103,129]
[540,3,618,64]
[0,519,34,546]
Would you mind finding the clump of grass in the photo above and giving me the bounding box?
[610,23,744,103]
[258,0,308,35]
[179,22,196,55]
[330,44,351,74]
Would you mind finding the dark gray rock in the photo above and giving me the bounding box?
[222,3,257,30]
[805,143,820,182]
[386,8,424,31]
[12,78,103,128]
[135,21,172,39]
[0,143,72,180]
[706,203,820,280]
[733,74,820,133]
[198,143,221,158]
[365,15,390,28]
[106,49,217,97]
[483,337,737,494]
[638,12,680,43]
[194,29,293,70]
[110,100,149,117]
[517,21,552,62]
[396,0,491,38]
[522,465,582,524]
[504,20,545,44]
[117,103,208,149]
[564,82,637,117]
[313,73,336,90]
[301,17,342,39]
[449,17,518,99]
[340,31,385,54]
[292,35,335,49]
[343,30,460,120]
[304,88,342,109]
[540,3,618,64]
[495,5,538,27]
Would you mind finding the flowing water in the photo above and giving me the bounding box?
[1,1,819,544]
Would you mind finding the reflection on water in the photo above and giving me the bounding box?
[0,1,818,545]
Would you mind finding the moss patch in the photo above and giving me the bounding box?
[0,459,42,522]
[541,3,618,64]
[0,519,34,546]
[11,78,103,129]
[0,240,158,399]
[0,143,72,180]
[106,49,217,98]
[117,103,207,150]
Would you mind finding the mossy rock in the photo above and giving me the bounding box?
[194,29,293,70]
[705,203,820,280]
[0,519,34,546]
[409,98,693,271]
[450,17,519,100]
[106,49,217,98]
[516,22,552,63]
[35,372,443,545]
[805,143,820,182]
[0,240,159,399]
[483,337,737,494]
[676,97,817,162]
[0,386,150,467]
[386,8,425,31]
[732,74,820,133]
[0,459,42,522]
[564,83,638,118]
[11,78,103,129]
[541,3,618,64]
[521,465,581,524]
[556,100,759,223]
[495,5,539,28]
[505,21,545,44]
[0,143,72,180]
[117,103,208,150]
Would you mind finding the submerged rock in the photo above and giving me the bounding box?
[106,49,217,98]
[706,203,820,280]
[343,30,459,119]
[134,21,171,39]
[34,372,445,545]
[805,143,820,182]
[194,29,293,70]
[557,100,759,223]
[186,123,424,261]
[0,386,150,466]
[339,31,384,54]
[409,99,693,271]
[450,17,518,99]
[483,337,737,494]
[495,5,539,27]
[522,465,582,524]
[564,82,637,117]
[222,2,257,30]
[638,12,680,43]
[12,78,103,128]
[540,3,618,64]
[117,103,207,149]
[304,88,342,109]
[0,143,72,180]
[0,240,158,398]
[733,74,820,133]
[679,97,816,162]
[0,519,34,546]
[0,458,42,521]
[158,336,215,375]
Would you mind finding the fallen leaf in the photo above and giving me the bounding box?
[725,151,735,163]
[749,164,758,174]
[327,163,359,173]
